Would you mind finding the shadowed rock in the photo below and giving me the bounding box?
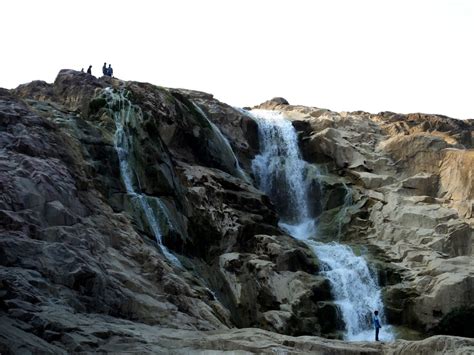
[1,70,472,353]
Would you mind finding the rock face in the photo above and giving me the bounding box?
[262,102,473,333]
[0,71,341,353]
[1,71,472,353]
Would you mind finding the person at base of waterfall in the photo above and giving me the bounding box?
[102,62,107,76]
[86,65,92,75]
[107,64,113,77]
[373,310,382,341]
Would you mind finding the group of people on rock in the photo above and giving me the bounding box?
[81,62,113,77]
[102,62,113,77]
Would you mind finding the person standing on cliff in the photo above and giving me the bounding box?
[373,310,382,341]
[86,65,92,75]
[102,62,107,76]
[107,64,113,77]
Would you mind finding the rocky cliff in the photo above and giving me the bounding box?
[0,71,473,354]
[255,99,473,333]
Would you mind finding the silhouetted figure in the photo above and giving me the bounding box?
[373,310,382,341]
[81,68,84,72]
[107,64,113,77]
[87,65,92,75]
[102,62,107,76]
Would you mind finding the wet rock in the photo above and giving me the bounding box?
[177,90,260,169]
[263,102,473,334]
[1,69,473,353]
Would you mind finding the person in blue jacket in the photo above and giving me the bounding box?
[107,64,113,77]
[373,310,382,341]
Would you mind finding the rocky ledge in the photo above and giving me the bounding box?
[255,99,473,335]
[0,71,472,353]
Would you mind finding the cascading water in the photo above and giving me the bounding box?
[192,103,250,183]
[250,109,394,341]
[312,242,389,340]
[335,183,353,240]
[251,109,316,238]
[105,88,181,266]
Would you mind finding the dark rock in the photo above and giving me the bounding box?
[254,97,290,110]
[434,307,474,338]
[3,68,471,352]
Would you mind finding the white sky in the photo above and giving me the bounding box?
[1,0,473,119]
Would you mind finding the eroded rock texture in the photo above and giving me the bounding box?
[256,100,473,334]
[1,71,338,353]
[1,70,472,353]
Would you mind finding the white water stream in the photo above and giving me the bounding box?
[192,103,250,183]
[251,109,316,237]
[250,109,394,341]
[105,88,181,266]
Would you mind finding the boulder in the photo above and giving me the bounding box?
[304,127,367,168]
[254,97,290,110]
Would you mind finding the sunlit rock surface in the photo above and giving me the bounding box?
[256,100,473,334]
[0,71,472,353]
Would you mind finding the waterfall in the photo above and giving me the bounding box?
[251,109,316,238]
[311,241,388,341]
[335,183,353,240]
[192,103,250,183]
[250,109,394,341]
[105,88,181,266]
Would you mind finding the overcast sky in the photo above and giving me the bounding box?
[1,0,473,119]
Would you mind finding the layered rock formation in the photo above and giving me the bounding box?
[1,71,472,353]
[256,99,473,334]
